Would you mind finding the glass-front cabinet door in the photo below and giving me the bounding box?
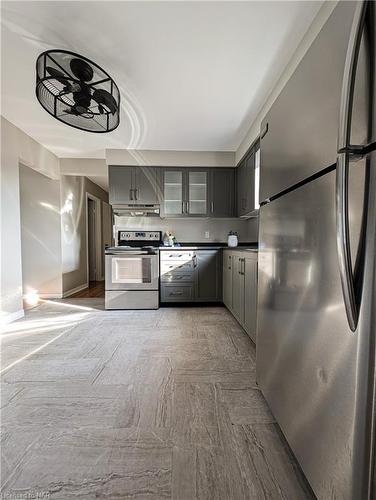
[162,168,208,217]
[188,170,208,215]
[163,169,184,216]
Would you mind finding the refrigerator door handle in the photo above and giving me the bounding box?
[338,0,367,152]
[336,1,367,332]
[336,152,358,331]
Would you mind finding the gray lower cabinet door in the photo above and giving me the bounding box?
[209,168,235,217]
[134,167,159,204]
[231,256,244,323]
[222,252,233,309]
[243,257,257,342]
[195,250,221,301]
[108,166,134,204]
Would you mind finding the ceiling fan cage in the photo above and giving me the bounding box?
[36,50,120,133]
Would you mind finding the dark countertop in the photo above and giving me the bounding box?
[160,243,258,252]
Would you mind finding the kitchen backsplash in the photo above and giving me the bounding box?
[114,216,258,243]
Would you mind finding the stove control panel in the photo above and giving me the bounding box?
[119,231,161,242]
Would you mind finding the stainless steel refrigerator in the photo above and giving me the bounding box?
[256,1,376,499]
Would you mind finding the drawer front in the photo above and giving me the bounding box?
[161,251,194,261]
[161,260,195,274]
[161,285,193,302]
[161,272,193,283]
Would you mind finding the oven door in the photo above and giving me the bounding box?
[105,253,159,291]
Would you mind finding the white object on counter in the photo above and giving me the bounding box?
[228,233,238,247]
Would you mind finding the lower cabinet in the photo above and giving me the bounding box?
[160,249,221,302]
[195,250,221,301]
[223,250,258,342]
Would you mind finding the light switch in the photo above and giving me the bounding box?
[205,231,210,239]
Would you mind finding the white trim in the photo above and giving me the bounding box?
[86,193,102,283]
[1,309,24,325]
[38,293,63,299]
[62,282,89,298]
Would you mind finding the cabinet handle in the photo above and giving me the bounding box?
[228,255,231,270]
[193,255,197,268]
[211,201,214,213]
[135,188,138,200]
[170,291,183,296]
[130,189,133,201]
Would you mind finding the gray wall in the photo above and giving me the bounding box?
[114,216,258,244]
[1,117,60,323]
[61,175,108,294]
[19,164,62,298]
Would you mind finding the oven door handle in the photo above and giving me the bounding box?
[106,251,155,256]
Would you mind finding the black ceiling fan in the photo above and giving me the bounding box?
[36,50,120,132]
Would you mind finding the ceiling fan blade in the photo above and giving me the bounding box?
[64,106,93,119]
[92,89,117,114]
[46,66,69,85]
[70,58,94,82]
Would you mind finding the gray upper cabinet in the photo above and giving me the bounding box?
[195,250,221,301]
[109,166,134,204]
[161,168,185,217]
[109,166,159,205]
[110,165,237,217]
[237,151,255,217]
[187,170,209,216]
[161,168,209,217]
[134,167,159,204]
[209,168,235,217]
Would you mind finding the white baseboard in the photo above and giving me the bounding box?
[1,309,25,325]
[63,283,88,298]
[38,293,63,299]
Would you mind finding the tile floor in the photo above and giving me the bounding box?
[1,299,313,499]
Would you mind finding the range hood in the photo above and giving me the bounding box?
[112,204,160,217]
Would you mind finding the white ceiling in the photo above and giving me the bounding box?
[1,1,323,159]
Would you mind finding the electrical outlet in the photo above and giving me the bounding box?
[205,231,210,239]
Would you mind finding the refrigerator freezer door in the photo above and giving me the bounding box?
[259,1,368,202]
[256,162,370,500]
